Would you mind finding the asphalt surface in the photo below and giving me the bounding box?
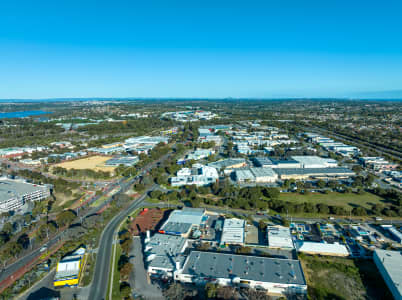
[130,236,163,299]
[88,184,156,300]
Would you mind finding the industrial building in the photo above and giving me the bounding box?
[170,163,219,187]
[87,146,125,155]
[145,233,188,278]
[54,248,86,287]
[235,167,278,184]
[0,178,51,213]
[159,208,206,237]
[295,241,349,256]
[185,149,215,161]
[373,249,402,300]
[267,226,294,249]
[220,218,245,245]
[274,167,355,180]
[208,158,247,174]
[359,157,398,171]
[175,251,307,296]
[105,155,139,167]
[291,156,338,168]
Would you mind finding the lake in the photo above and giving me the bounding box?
[0,110,51,119]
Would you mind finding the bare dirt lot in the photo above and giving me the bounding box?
[53,155,116,172]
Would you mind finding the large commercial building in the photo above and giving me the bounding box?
[145,233,188,278]
[208,158,247,174]
[54,248,85,287]
[159,208,206,237]
[267,226,294,249]
[274,167,355,180]
[0,178,51,213]
[373,249,402,300]
[175,251,307,296]
[291,156,338,168]
[235,167,278,184]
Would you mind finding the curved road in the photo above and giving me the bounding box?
[88,185,155,300]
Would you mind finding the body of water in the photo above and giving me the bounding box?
[0,110,51,119]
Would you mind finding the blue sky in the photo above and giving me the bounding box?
[0,0,402,99]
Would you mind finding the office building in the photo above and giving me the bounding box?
[0,178,51,213]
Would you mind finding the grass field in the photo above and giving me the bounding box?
[279,192,384,210]
[299,254,393,300]
[54,155,116,172]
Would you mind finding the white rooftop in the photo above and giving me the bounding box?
[295,241,349,256]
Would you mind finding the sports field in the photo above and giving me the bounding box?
[54,155,116,172]
[279,192,384,209]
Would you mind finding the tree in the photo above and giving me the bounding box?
[120,239,132,254]
[120,262,133,280]
[352,206,367,216]
[17,233,30,249]
[2,222,13,235]
[264,187,280,200]
[56,210,76,227]
[316,180,326,189]
[120,282,132,299]
[352,165,363,174]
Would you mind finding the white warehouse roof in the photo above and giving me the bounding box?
[221,218,245,245]
[295,241,349,256]
[267,226,294,249]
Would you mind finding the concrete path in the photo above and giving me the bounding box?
[130,237,163,300]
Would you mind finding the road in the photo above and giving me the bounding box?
[303,126,402,161]
[1,148,174,296]
[88,184,157,300]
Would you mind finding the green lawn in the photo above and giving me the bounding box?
[107,241,122,300]
[278,192,384,209]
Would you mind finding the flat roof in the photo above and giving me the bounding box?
[181,251,306,286]
[267,226,294,249]
[208,158,246,169]
[221,219,245,244]
[105,156,139,166]
[374,249,402,298]
[0,178,49,200]
[274,167,354,176]
[235,169,255,181]
[160,208,205,234]
[295,241,349,256]
[146,233,187,270]
[291,156,337,166]
[250,167,277,178]
[54,255,81,280]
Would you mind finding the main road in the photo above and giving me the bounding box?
[87,184,156,300]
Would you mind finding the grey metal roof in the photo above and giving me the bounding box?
[105,156,139,166]
[374,249,402,298]
[160,208,205,234]
[146,233,187,270]
[208,158,246,169]
[181,251,306,286]
[274,167,354,176]
[0,179,49,200]
[250,167,277,178]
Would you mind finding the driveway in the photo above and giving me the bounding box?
[130,237,163,300]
